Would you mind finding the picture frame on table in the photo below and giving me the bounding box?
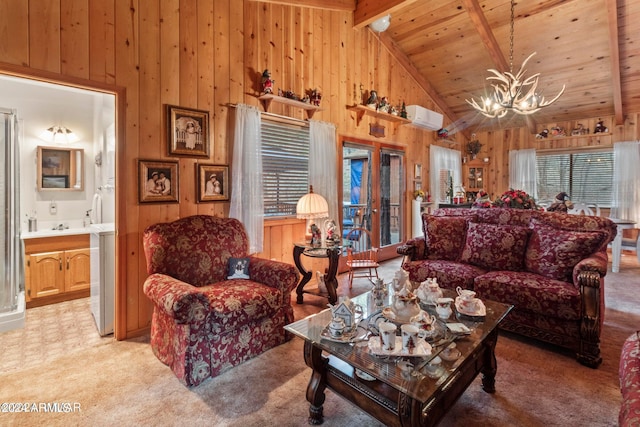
[167,104,210,158]
[197,164,229,202]
[138,159,179,203]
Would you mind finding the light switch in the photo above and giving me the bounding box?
[49,201,57,215]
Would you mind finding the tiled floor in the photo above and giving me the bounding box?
[0,297,112,373]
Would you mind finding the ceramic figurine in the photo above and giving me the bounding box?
[261,69,274,94]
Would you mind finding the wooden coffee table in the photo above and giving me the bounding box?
[284,290,512,426]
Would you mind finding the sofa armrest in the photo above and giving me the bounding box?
[397,236,427,261]
[248,256,299,300]
[573,249,608,283]
[143,273,210,324]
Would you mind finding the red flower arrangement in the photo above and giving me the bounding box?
[492,188,539,210]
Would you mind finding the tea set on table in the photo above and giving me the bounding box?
[323,271,484,369]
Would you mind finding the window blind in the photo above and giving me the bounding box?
[261,120,309,217]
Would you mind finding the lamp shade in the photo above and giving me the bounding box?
[296,185,329,219]
[369,15,391,33]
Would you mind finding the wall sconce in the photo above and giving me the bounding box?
[369,15,391,33]
[40,125,79,143]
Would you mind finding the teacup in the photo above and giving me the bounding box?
[460,297,480,312]
[379,322,397,351]
[401,324,420,353]
[456,286,476,301]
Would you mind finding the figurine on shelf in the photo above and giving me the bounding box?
[310,223,322,246]
[594,120,608,133]
[377,96,390,113]
[365,90,378,108]
[310,88,322,106]
[437,128,449,139]
[261,69,274,94]
[400,102,408,119]
[535,129,549,139]
[571,123,589,136]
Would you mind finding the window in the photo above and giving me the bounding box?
[261,119,309,217]
[536,149,613,206]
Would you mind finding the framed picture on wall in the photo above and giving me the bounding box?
[414,163,422,179]
[166,104,210,157]
[138,159,179,203]
[197,164,229,202]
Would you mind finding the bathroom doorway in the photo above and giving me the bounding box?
[0,73,117,339]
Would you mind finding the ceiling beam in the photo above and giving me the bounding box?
[353,0,420,29]
[247,0,355,12]
[377,31,469,139]
[461,0,509,72]
[606,0,624,125]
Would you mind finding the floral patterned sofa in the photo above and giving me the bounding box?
[620,331,640,426]
[142,215,299,387]
[398,208,617,367]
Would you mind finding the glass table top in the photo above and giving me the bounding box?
[285,288,512,403]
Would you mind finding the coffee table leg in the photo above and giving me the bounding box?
[481,329,498,393]
[304,341,327,425]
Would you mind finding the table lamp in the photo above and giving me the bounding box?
[296,185,329,243]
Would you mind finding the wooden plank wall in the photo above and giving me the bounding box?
[0,0,637,339]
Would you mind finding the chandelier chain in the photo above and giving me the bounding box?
[509,0,514,73]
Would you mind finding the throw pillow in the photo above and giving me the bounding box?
[525,224,607,282]
[227,257,250,279]
[425,215,469,261]
[460,222,531,271]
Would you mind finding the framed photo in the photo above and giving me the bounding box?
[414,163,422,179]
[197,164,229,202]
[167,104,210,157]
[414,180,422,191]
[138,159,179,203]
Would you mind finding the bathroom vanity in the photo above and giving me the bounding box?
[22,229,91,308]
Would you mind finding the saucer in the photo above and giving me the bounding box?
[320,325,364,343]
[382,306,421,324]
[455,297,486,317]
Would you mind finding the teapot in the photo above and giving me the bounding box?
[392,284,422,323]
[416,278,443,305]
[328,317,346,338]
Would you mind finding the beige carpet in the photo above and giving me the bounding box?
[1,255,638,426]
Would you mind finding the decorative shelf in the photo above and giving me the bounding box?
[257,94,322,119]
[347,104,411,127]
[536,132,612,142]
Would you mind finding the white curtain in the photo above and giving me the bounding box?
[611,141,640,222]
[508,148,537,198]
[429,145,462,207]
[309,120,338,221]
[229,104,264,254]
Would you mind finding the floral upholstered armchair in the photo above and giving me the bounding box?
[142,215,299,387]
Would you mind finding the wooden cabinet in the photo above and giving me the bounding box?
[464,160,489,201]
[24,234,90,307]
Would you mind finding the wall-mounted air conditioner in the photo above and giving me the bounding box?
[406,105,443,131]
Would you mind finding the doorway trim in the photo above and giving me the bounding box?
[0,61,127,340]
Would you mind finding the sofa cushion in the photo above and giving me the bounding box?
[474,271,581,320]
[425,215,469,261]
[460,222,531,271]
[525,224,607,282]
[202,281,283,330]
[403,259,487,291]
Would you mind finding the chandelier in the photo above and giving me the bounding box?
[466,0,565,118]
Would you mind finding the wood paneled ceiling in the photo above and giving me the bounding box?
[258,0,640,133]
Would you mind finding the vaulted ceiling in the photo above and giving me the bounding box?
[259,0,639,133]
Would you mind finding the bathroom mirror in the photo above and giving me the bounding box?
[37,146,84,191]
